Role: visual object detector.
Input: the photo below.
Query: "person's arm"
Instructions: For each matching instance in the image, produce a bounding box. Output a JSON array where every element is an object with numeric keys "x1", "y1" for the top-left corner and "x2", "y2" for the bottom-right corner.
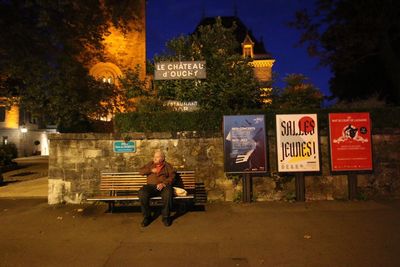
[
  {"x1": 139, "y1": 162, "x2": 153, "y2": 175},
  {"x1": 162, "y1": 163, "x2": 176, "y2": 185}
]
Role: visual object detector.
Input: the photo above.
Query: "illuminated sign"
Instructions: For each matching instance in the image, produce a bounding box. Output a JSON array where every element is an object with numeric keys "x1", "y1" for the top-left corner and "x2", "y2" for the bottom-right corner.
[
  {"x1": 154, "y1": 61, "x2": 206, "y2": 80},
  {"x1": 165, "y1": 101, "x2": 198, "y2": 111}
]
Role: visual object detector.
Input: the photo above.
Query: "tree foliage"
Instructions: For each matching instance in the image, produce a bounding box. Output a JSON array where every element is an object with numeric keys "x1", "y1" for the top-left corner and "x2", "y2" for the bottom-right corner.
[
  {"x1": 153, "y1": 17, "x2": 262, "y2": 112},
  {"x1": 117, "y1": 65, "x2": 168, "y2": 113},
  {"x1": 0, "y1": 0, "x2": 141, "y2": 130},
  {"x1": 275, "y1": 74, "x2": 323, "y2": 109},
  {"x1": 291, "y1": 0, "x2": 400, "y2": 105},
  {"x1": 119, "y1": 66, "x2": 149, "y2": 99}
]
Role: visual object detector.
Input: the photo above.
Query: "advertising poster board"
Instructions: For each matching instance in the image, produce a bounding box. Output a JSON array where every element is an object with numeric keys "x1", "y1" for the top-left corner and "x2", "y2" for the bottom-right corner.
[
  {"x1": 276, "y1": 114, "x2": 320, "y2": 172},
  {"x1": 223, "y1": 115, "x2": 267, "y2": 173},
  {"x1": 329, "y1": 113, "x2": 373, "y2": 171}
]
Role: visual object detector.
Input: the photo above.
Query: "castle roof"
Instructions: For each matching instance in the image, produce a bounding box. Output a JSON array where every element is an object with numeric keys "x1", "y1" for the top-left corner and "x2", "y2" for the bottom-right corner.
[{"x1": 195, "y1": 16, "x2": 273, "y2": 60}]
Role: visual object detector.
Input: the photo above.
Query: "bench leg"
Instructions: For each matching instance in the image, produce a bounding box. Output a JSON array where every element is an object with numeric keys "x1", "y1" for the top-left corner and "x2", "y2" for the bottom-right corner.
[
  {"x1": 108, "y1": 201, "x2": 115, "y2": 213},
  {"x1": 177, "y1": 200, "x2": 192, "y2": 215}
]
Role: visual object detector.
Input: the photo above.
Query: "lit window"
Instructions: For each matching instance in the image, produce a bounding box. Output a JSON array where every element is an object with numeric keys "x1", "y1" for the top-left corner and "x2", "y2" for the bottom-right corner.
[
  {"x1": 243, "y1": 45, "x2": 253, "y2": 58},
  {"x1": 102, "y1": 77, "x2": 113, "y2": 84}
]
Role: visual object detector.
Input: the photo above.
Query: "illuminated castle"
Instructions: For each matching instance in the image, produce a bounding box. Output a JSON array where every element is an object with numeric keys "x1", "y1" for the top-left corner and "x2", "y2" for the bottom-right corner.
[
  {"x1": 0, "y1": 0, "x2": 147, "y2": 156},
  {"x1": 89, "y1": 2, "x2": 146, "y2": 84},
  {"x1": 196, "y1": 16, "x2": 275, "y2": 104}
]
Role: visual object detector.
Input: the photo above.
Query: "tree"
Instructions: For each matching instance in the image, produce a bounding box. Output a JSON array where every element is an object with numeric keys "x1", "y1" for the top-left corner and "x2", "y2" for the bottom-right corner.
[
  {"x1": 153, "y1": 17, "x2": 262, "y2": 112},
  {"x1": 119, "y1": 66, "x2": 149, "y2": 99},
  {"x1": 117, "y1": 65, "x2": 167, "y2": 113},
  {"x1": 0, "y1": 0, "x2": 142, "y2": 130},
  {"x1": 276, "y1": 74, "x2": 324, "y2": 109},
  {"x1": 291, "y1": 0, "x2": 400, "y2": 105}
]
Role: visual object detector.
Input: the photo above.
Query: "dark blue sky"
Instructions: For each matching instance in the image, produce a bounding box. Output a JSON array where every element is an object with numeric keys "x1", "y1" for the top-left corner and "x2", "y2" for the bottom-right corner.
[{"x1": 146, "y1": 0, "x2": 331, "y2": 97}]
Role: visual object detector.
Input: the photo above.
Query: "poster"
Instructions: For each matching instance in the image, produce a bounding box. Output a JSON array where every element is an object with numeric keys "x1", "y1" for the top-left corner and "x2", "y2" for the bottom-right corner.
[
  {"x1": 276, "y1": 114, "x2": 320, "y2": 172},
  {"x1": 223, "y1": 115, "x2": 267, "y2": 173},
  {"x1": 329, "y1": 113, "x2": 373, "y2": 171}
]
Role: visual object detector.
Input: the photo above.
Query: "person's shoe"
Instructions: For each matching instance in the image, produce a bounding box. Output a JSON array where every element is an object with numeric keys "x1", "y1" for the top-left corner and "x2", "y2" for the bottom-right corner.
[
  {"x1": 162, "y1": 217, "x2": 171, "y2": 227},
  {"x1": 141, "y1": 217, "x2": 151, "y2": 227}
]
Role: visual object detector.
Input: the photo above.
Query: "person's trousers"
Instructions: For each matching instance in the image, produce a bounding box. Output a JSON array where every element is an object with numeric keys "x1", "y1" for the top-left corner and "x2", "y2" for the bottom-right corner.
[{"x1": 138, "y1": 184, "x2": 173, "y2": 219}]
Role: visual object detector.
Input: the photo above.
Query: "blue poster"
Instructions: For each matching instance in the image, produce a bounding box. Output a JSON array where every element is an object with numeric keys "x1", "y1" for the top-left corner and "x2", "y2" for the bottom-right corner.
[{"x1": 223, "y1": 115, "x2": 267, "y2": 173}]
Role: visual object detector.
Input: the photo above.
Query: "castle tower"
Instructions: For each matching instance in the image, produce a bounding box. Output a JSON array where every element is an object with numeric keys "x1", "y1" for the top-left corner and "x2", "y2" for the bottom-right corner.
[{"x1": 89, "y1": 0, "x2": 146, "y2": 84}]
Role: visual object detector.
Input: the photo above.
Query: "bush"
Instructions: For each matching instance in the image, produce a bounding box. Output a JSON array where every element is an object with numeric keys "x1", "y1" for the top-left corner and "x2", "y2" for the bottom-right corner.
[
  {"x1": 115, "y1": 110, "x2": 224, "y2": 133},
  {"x1": 0, "y1": 143, "x2": 18, "y2": 165},
  {"x1": 114, "y1": 107, "x2": 400, "y2": 134}
]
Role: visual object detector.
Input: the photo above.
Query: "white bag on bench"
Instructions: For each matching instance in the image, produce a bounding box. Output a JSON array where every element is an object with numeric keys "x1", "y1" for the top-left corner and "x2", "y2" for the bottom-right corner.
[{"x1": 173, "y1": 187, "x2": 187, "y2": 197}]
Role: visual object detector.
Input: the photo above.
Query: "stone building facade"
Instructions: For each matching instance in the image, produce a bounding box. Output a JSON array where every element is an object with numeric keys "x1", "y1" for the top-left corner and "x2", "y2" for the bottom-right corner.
[{"x1": 0, "y1": 97, "x2": 51, "y2": 156}]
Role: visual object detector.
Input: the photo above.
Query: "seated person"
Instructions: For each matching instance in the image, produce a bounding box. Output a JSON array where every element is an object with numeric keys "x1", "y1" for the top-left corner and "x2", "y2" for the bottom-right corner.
[{"x1": 139, "y1": 150, "x2": 175, "y2": 227}]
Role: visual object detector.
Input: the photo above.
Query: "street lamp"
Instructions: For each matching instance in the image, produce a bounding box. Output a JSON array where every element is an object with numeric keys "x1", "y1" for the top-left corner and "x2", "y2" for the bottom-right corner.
[{"x1": 20, "y1": 125, "x2": 28, "y2": 156}]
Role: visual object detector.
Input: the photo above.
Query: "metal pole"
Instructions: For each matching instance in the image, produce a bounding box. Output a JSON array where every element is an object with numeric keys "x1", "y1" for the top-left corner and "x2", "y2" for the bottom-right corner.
[
  {"x1": 348, "y1": 174, "x2": 358, "y2": 200},
  {"x1": 295, "y1": 173, "x2": 305, "y2": 201},
  {"x1": 242, "y1": 174, "x2": 252, "y2": 202}
]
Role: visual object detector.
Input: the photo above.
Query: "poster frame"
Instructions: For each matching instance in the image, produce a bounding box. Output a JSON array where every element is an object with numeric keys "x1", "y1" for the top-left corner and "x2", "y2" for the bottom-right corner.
[
  {"x1": 275, "y1": 113, "x2": 320, "y2": 173},
  {"x1": 328, "y1": 112, "x2": 373, "y2": 172},
  {"x1": 223, "y1": 114, "x2": 268, "y2": 174}
]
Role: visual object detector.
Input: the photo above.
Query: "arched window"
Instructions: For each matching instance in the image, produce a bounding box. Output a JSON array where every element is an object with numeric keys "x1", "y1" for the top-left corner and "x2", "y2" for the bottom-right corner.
[
  {"x1": 102, "y1": 76, "x2": 113, "y2": 84},
  {"x1": 89, "y1": 62, "x2": 122, "y2": 86}
]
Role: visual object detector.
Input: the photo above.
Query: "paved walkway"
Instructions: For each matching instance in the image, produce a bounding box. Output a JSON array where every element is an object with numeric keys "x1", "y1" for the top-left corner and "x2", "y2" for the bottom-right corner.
[
  {"x1": 0, "y1": 177, "x2": 47, "y2": 197},
  {"x1": 0, "y1": 155, "x2": 48, "y2": 198},
  {"x1": 1, "y1": 199, "x2": 399, "y2": 267},
  {"x1": 1, "y1": 157, "x2": 399, "y2": 266}
]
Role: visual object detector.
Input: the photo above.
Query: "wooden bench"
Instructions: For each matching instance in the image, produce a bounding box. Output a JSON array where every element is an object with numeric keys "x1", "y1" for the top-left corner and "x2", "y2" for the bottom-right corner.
[{"x1": 87, "y1": 171, "x2": 207, "y2": 212}]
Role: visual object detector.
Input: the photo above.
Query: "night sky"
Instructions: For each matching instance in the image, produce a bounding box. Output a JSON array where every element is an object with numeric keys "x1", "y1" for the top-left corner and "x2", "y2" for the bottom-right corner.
[{"x1": 146, "y1": 0, "x2": 332, "y2": 98}]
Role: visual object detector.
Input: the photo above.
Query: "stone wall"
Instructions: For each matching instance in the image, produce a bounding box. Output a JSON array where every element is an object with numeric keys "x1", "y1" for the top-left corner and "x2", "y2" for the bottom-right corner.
[{"x1": 48, "y1": 130, "x2": 400, "y2": 204}]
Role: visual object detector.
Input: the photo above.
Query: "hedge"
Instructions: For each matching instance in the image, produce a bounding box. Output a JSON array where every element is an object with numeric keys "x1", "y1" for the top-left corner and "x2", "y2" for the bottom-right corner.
[
  {"x1": 115, "y1": 107, "x2": 400, "y2": 134},
  {"x1": 0, "y1": 143, "x2": 18, "y2": 165}
]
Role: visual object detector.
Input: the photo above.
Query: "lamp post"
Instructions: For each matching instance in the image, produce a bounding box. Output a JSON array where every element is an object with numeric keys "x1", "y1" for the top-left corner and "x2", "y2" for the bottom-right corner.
[{"x1": 20, "y1": 125, "x2": 28, "y2": 157}]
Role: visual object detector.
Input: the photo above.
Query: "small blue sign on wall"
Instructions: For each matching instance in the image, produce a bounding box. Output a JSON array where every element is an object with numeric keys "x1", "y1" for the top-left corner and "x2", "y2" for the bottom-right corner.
[{"x1": 113, "y1": 141, "x2": 136, "y2": 153}]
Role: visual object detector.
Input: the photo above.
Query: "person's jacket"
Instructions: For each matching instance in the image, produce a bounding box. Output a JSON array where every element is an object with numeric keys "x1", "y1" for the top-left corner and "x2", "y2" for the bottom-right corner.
[{"x1": 139, "y1": 161, "x2": 175, "y2": 185}]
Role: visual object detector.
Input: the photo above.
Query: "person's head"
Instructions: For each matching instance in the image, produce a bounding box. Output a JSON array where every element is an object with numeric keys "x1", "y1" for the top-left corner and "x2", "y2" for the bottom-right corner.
[{"x1": 153, "y1": 150, "x2": 165, "y2": 164}]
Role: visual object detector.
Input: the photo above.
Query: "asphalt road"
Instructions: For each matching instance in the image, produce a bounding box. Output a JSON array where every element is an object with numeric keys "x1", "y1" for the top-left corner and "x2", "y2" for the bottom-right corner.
[{"x1": 1, "y1": 199, "x2": 399, "y2": 267}]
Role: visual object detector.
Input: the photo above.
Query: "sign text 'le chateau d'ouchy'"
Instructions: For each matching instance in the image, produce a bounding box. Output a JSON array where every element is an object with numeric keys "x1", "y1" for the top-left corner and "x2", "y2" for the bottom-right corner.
[{"x1": 154, "y1": 61, "x2": 206, "y2": 80}]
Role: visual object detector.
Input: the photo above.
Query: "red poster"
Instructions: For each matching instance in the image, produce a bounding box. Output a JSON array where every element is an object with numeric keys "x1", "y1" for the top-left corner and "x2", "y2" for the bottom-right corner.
[{"x1": 329, "y1": 113, "x2": 373, "y2": 171}]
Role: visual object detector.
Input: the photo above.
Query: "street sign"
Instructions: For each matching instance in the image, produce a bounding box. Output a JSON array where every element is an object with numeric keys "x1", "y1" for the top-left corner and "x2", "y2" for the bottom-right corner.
[
  {"x1": 113, "y1": 141, "x2": 136, "y2": 153},
  {"x1": 154, "y1": 61, "x2": 206, "y2": 80}
]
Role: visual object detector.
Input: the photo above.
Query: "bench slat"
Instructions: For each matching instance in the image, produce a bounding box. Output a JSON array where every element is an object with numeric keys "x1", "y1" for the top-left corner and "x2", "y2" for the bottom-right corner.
[{"x1": 87, "y1": 195, "x2": 195, "y2": 201}]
